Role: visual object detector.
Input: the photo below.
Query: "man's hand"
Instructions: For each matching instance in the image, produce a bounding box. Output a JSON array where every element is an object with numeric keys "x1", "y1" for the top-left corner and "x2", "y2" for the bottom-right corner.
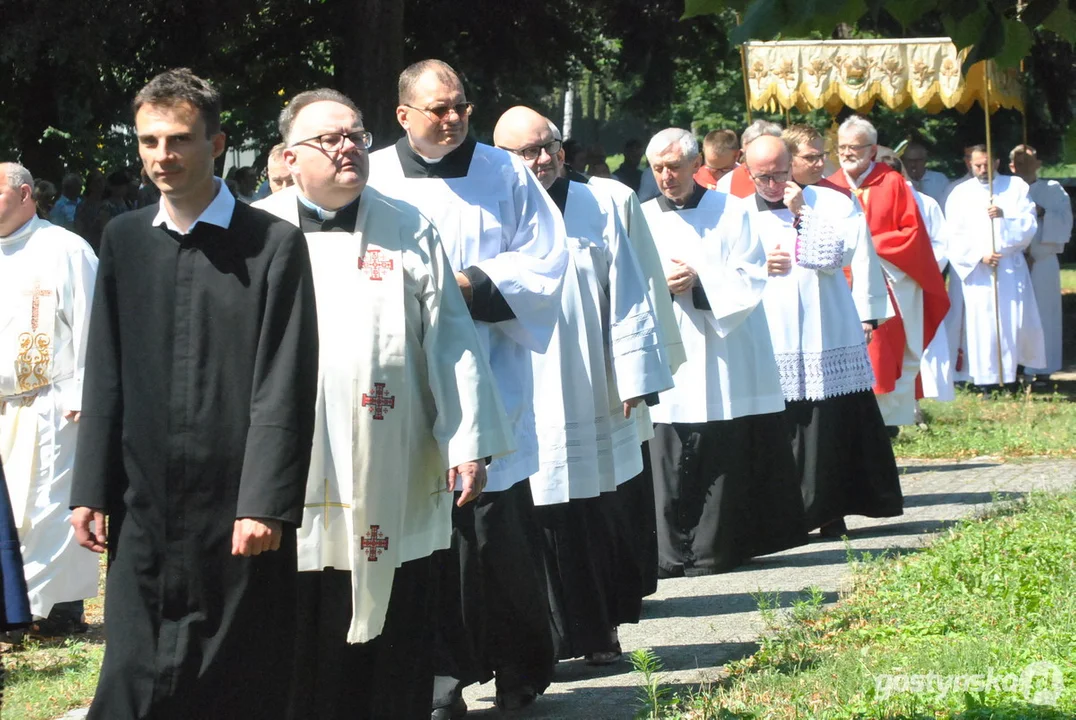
[
  {"x1": 447, "y1": 460, "x2": 487, "y2": 507},
  {"x1": 862, "y1": 322, "x2": 874, "y2": 345},
  {"x1": 665, "y1": 259, "x2": 697, "y2": 295},
  {"x1": 782, "y1": 182, "x2": 804, "y2": 216},
  {"x1": 623, "y1": 397, "x2": 642, "y2": 419},
  {"x1": 231, "y1": 518, "x2": 282, "y2": 556},
  {"x1": 454, "y1": 271, "x2": 473, "y2": 306},
  {"x1": 71, "y1": 507, "x2": 106, "y2": 553},
  {"x1": 64, "y1": 410, "x2": 81, "y2": 423},
  {"x1": 987, "y1": 205, "x2": 1004, "y2": 219},
  {"x1": 981, "y1": 252, "x2": 1002, "y2": 268},
  {"x1": 767, "y1": 244, "x2": 792, "y2": 276}
]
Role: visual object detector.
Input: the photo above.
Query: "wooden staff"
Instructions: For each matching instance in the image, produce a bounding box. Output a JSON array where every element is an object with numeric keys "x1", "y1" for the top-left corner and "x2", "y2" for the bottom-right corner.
[
  {"x1": 983, "y1": 60, "x2": 1005, "y2": 387},
  {"x1": 740, "y1": 41, "x2": 753, "y2": 126}
]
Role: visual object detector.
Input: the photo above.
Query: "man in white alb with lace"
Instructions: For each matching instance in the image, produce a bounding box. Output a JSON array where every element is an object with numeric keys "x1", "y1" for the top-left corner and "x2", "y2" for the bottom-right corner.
[{"x1": 748, "y1": 136, "x2": 901, "y2": 539}]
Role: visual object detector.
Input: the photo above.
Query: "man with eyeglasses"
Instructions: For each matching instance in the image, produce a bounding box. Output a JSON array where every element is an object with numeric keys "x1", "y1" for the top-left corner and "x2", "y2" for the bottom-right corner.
[
  {"x1": 901, "y1": 140, "x2": 949, "y2": 204},
  {"x1": 693, "y1": 129, "x2": 740, "y2": 190},
  {"x1": 639, "y1": 128, "x2": 807, "y2": 579},
  {"x1": 368, "y1": 59, "x2": 567, "y2": 717},
  {"x1": 743, "y1": 134, "x2": 902, "y2": 539},
  {"x1": 254, "y1": 88, "x2": 513, "y2": 720},
  {"x1": 492, "y1": 106, "x2": 674, "y2": 670},
  {"x1": 716, "y1": 119, "x2": 782, "y2": 196},
  {"x1": 826, "y1": 116, "x2": 948, "y2": 432}
]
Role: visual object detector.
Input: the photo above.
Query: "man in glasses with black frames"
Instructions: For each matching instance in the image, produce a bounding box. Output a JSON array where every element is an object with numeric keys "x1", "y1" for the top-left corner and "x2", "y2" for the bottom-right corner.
[
  {"x1": 826, "y1": 116, "x2": 948, "y2": 434},
  {"x1": 255, "y1": 88, "x2": 513, "y2": 720},
  {"x1": 369, "y1": 60, "x2": 567, "y2": 717},
  {"x1": 493, "y1": 106, "x2": 674, "y2": 671},
  {"x1": 744, "y1": 133, "x2": 902, "y2": 541}
]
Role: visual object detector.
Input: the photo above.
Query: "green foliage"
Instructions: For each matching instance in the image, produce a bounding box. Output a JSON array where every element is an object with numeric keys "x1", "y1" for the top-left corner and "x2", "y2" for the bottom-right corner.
[
  {"x1": 683, "y1": 0, "x2": 1076, "y2": 69},
  {"x1": 663, "y1": 490, "x2": 1076, "y2": 718},
  {"x1": 630, "y1": 647, "x2": 676, "y2": 719}
]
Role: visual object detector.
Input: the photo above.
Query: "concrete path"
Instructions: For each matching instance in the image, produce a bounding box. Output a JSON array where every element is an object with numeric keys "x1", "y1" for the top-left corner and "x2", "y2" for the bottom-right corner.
[{"x1": 460, "y1": 459, "x2": 1076, "y2": 719}]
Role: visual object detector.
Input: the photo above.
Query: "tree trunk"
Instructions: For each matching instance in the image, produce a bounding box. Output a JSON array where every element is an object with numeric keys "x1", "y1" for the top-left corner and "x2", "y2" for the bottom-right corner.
[{"x1": 335, "y1": 0, "x2": 405, "y2": 151}]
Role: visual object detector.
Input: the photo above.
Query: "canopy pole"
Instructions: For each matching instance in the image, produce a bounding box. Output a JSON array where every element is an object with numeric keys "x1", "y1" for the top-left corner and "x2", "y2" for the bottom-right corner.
[
  {"x1": 1020, "y1": 60, "x2": 1029, "y2": 145},
  {"x1": 984, "y1": 60, "x2": 1005, "y2": 387},
  {"x1": 740, "y1": 43, "x2": 753, "y2": 125}
]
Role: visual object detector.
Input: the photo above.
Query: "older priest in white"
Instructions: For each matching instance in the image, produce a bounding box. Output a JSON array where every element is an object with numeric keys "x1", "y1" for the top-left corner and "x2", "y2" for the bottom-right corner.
[
  {"x1": 747, "y1": 137, "x2": 901, "y2": 539},
  {"x1": 945, "y1": 145, "x2": 1045, "y2": 386},
  {"x1": 494, "y1": 107, "x2": 674, "y2": 665},
  {"x1": 369, "y1": 60, "x2": 567, "y2": 715},
  {"x1": 255, "y1": 89, "x2": 513, "y2": 720},
  {"x1": 1011, "y1": 144, "x2": 1073, "y2": 377},
  {"x1": 641, "y1": 129, "x2": 807, "y2": 578},
  {"x1": 0, "y1": 162, "x2": 98, "y2": 628}
]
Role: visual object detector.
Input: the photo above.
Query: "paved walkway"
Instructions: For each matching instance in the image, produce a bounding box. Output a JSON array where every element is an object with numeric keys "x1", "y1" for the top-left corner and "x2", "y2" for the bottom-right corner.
[{"x1": 460, "y1": 459, "x2": 1076, "y2": 719}]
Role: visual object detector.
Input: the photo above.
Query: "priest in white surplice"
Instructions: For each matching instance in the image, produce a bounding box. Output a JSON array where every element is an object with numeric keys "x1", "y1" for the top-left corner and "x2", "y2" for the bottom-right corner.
[
  {"x1": 368, "y1": 60, "x2": 567, "y2": 715},
  {"x1": 254, "y1": 90, "x2": 514, "y2": 720},
  {"x1": 747, "y1": 137, "x2": 901, "y2": 540},
  {"x1": 640, "y1": 129, "x2": 807, "y2": 577},
  {"x1": 0, "y1": 162, "x2": 98, "y2": 633},
  {"x1": 493, "y1": 107, "x2": 674, "y2": 666},
  {"x1": 945, "y1": 145, "x2": 1045, "y2": 386},
  {"x1": 1010, "y1": 144, "x2": 1073, "y2": 377}
]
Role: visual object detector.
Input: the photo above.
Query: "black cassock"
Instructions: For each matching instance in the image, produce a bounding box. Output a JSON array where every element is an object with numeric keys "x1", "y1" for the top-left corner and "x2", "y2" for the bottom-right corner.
[{"x1": 70, "y1": 203, "x2": 318, "y2": 720}]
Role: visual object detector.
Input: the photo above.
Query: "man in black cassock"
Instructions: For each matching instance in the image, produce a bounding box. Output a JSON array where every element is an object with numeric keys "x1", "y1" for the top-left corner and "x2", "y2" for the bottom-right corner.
[{"x1": 69, "y1": 68, "x2": 318, "y2": 720}]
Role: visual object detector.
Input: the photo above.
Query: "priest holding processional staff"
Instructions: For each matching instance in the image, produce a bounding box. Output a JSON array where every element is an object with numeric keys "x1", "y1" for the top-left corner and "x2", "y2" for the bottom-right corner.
[{"x1": 253, "y1": 88, "x2": 514, "y2": 720}]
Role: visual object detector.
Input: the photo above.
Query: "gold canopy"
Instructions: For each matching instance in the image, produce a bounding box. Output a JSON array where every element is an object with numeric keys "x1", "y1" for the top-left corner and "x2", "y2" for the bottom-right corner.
[{"x1": 743, "y1": 38, "x2": 1023, "y2": 115}]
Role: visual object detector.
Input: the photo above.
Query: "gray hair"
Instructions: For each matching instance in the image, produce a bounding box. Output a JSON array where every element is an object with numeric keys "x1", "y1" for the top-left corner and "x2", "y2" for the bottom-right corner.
[
  {"x1": 839, "y1": 115, "x2": 878, "y2": 145},
  {"x1": 741, "y1": 120, "x2": 782, "y2": 148},
  {"x1": 645, "y1": 128, "x2": 699, "y2": 163},
  {"x1": 2, "y1": 162, "x2": 33, "y2": 190},
  {"x1": 278, "y1": 89, "x2": 363, "y2": 145}
]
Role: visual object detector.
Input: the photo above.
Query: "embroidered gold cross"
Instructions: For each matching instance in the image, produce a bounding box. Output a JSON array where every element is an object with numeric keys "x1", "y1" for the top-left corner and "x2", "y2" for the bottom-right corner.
[
  {"x1": 305, "y1": 477, "x2": 350, "y2": 530},
  {"x1": 23, "y1": 280, "x2": 53, "y2": 332}
]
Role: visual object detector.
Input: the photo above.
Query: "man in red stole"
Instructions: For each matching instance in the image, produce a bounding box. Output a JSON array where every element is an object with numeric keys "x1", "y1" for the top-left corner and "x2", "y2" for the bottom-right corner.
[
  {"x1": 693, "y1": 129, "x2": 740, "y2": 190},
  {"x1": 826, "y1": 116, "x2": 948, "y2": 429}
]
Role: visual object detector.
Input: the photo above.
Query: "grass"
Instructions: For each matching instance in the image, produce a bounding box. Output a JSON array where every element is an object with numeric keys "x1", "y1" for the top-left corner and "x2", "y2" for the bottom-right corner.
[
  {"x1": 892, "y1": 383, "x2": 1076, "y2": 460},
  {"x1": 2, "y1": 560, "x2": 106, "y2": 720},
  {"x1": 1061, "y1": 264, "x2": 1076, "y2": 295},
  {"x1": 650, "y1": 490, "x2": 1076, "y2": 719}
]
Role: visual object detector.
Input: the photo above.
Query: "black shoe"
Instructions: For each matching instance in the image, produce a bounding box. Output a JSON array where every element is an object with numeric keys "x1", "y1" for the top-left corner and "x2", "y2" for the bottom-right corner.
[
  {"x1": 495, "y1": 685, "x2": 537, "y2": 712},
  {"x1": 430, "y1": 697, "x2": 467, "y2": 720},
  {"x1": 819, "y1": 518, "x2": 848, "y2": 539},
  {"x1": 27, "y1": 617, "x2": 88, "y2": 639},
  {"x1": 886, "y1": 426, "x2": 900, "y2": 439}
]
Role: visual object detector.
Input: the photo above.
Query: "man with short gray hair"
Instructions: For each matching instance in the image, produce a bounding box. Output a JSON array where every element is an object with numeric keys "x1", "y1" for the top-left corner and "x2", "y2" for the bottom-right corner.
[
  {"x1": 826, "y1": 116, "x2": 949, "y2": 430},
  {"x1": 0, "y1": 161, "x2": 98, "y2": 637},
  {"x1": 640, "y1": 129, "x2": 807, "y2": 578}
]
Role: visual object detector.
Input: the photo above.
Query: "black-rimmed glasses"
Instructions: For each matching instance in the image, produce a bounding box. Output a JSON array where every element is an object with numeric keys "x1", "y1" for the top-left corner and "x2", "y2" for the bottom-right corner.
[
  {"x1": 504, "y1": 139, "x2": 563, "y2": 162},
  {"x1": 403, "y1": 102, "x2": 475, "y2": 121},
  {"x1": 290, "y1": 130, "x2": 373, "y2": 153},
  {"x1": 747, "y1": 168, "x2": 790, "y2": 185}
]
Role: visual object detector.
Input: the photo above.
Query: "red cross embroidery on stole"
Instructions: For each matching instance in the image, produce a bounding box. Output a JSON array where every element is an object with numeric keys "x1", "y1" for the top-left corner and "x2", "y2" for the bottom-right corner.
[
  {"x1": 360, "y1": 525, "x2": 389, "y2": 561},
  {"x1": 357, "y1": 248, "x2": 394, "y2": 280},
  {"x1": 361, "y1": 382, "x2": 396, "y2": 420}
]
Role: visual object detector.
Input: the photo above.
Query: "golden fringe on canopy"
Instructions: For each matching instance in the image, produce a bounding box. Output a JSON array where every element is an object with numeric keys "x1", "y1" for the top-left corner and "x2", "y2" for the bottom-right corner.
[{"x1": 743, "y1": 38, "x2": 1023, "y2": 115}]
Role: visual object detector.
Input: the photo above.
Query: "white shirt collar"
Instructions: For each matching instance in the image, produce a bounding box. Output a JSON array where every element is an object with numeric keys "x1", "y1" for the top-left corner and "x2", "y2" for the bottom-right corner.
[
  {"x1": 152, "y1": 178, "x2": 235, "y2": 234},
  {"x1": 0, "y1": 215, "x2": 40, "y2": 246}
]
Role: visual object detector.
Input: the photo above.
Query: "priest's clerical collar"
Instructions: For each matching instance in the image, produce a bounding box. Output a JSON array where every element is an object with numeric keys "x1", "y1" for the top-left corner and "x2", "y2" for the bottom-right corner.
[
  {"x1": 654, "y1": 182, "x2": 707, "y2": 212},
  {"x1": 395, "y1": 136, "x2": 477, "y2": 179},
  {"x1": 547, "y1": 177, "x2": 570, "y2": 216},
  {"x1": 755, "y1": 193, "x2": 787, "y2": 212},
  {"x1": 296, "y1": 193, "x2": 360, "y2": 233}
]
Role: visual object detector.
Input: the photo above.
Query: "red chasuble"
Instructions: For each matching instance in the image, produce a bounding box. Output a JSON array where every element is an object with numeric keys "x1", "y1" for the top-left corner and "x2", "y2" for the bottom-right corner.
[
  {"x1": 826, "y1": 164, "x2": 949, "y2": 395},
  {"x1": 693, "y1": 165, "x2": 720, "y2": 190}
]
